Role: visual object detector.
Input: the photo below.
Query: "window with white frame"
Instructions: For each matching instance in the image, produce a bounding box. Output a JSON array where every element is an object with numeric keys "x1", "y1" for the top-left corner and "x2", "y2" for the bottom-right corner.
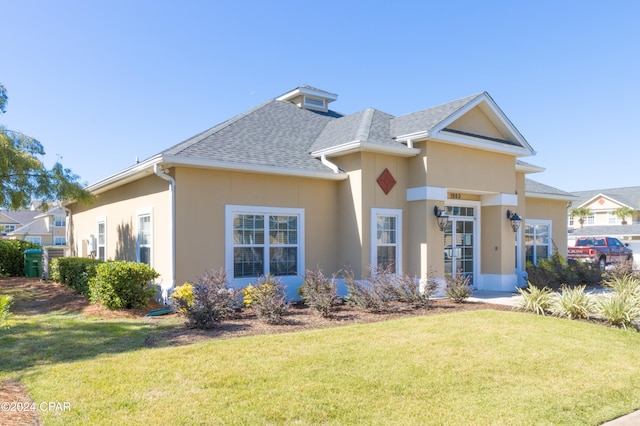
[
  {"x1": 608, "y1": 212, "x2": 619, "y2": 225},
  {"x1": 525, "y1": 220, "x2": 551, "y2": 265},
  {"x1": 54, "y1": 236, "x2": 66, "y2": 246},
  {"x1": 25, "y1": 236, "x2": 42, "y2": 245},
  {"x1": 226, "y1": 206, "x2": 304, "y2": 279},
  {"x1": 138, "y1": 213, "x2": 152, "y2": 266},
  {"x1": 97, "y1": 219, "x2": 106, "y2": 261},
  {"x1": 371, "y1": 208, "x2": 402, "y2": 274},
  {"x1": 586, "y1": 214, "x2": 595, "y2": 225},
  {"x1": 54, "y1": 215, "x2": 66, "y2": 227},
  {"x1": 2, "y1": 224, "x2": 15, "y2": 233}
]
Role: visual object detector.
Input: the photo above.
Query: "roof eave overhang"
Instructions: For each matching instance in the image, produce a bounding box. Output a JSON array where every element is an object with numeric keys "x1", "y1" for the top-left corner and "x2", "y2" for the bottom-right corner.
[
  {"x1": 84, "y1": 153, "x2": 348, "y2": 195},
  {"x1": 526, "y1": 192, "x2": 578, "y2": 201},
  {"x1": 311, "y1": 140, "x2": 421, "y2": 158},
  {"x1": 516, "y1": 163, "x2": 545, "y2": 174}
]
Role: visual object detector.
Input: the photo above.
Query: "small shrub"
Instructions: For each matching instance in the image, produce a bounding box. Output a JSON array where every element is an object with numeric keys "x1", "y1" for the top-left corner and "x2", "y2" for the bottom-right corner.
[
  {"x1": 300, "y1": 269, "x2": 339, "y2": 317},
  {"x1": 89, "y1": 261, "x2": 159, "y2": 310},
  {"x1": 0, "y1": 239, "x2": 41, "y2": 277},
  {"x1": 170, "y1": 282, "x2": 195, "y2": 314},
  {"x1": 597, "y1": 295, "x2": 640, "y2": 330},
  {"x1": 50, "y1": 257, "x2": 102, "y2": 296},
  {"x1": 243, "y1": 275, "x2": 289, "y2": 324},
  {"x1": 445, "y1": 271, "x2": 472, "y2": 303},
  {"x1": 517, "y1": 283, "x2": 553, "y2": 315},
  {"x1": 551, "y1": 285, "x2": 595, "y2": 320},
  {"x1": 527, "y1": 253, "x2": 602, "y2": 290},
  {"x1": 393, "y1": 273, "x2": 436, "y2": 308},
  {"x1": 0, "y1": 295, "x2": 13, "y2": 329},
  {"x1": 344, "y1": 266, "x2": 397, "y2": 312},
  {"x1": 172, "y1": 269, "x2": 239, "y2": 329}
]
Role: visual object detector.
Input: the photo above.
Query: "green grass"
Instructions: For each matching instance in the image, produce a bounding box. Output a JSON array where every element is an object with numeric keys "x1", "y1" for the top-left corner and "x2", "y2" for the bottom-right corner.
[{"x1": 2, "y1": 310, "x2": 640, "y2": 425}]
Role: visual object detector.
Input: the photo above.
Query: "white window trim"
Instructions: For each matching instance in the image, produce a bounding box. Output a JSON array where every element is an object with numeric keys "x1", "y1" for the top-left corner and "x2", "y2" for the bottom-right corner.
[
  {"x1": 370, "y1": 208, "x2": 403, "y2": 275},
  {"x1": 225, "y1": 205, "x2": 305, "y2": 285},
  {"x1": 136, "y1": 208, "x2": 153, "y2": 266},
  {"x1": 96, "y1": 217, "x2": 106, "y2": 261},
  {"x1": 25, "y1": 236, "x2": 42, "y2": 245},
  {"x1": 53, "y1": 215, "x2": 66, "y2": 227},
  {"x1": 54, "y1": 236, "x2": 66, "y2": 246},
  {"x1": 525, "y1": 219, "x2": 552, "y2": 265}
]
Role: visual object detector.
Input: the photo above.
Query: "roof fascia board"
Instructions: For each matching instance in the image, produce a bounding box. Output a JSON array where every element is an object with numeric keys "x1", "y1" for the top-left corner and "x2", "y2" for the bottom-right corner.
[
  {"x1": 526, "y1": 192, "x2": 578, "y2": 201},
  {"x1": 161, "y1": 154, "x2": 348, "y2": 181},
  {"x1": 276, "y1": 87, "x2": 338, "y2": 102},
  {"x1": 311, "y1": 140, "x2": 421, "y2": 158},
  {"x1": 429, "y1": 131, "x2": 533, "y2": 157},
  {"x1": 516, "y1": 162, "x2": 545, "y2": 173}
]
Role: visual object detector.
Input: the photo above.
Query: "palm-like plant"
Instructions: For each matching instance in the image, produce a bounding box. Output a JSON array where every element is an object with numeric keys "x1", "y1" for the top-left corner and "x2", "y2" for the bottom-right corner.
[
  {"x1": 569, "y1": 207, "x2": 592, "y2": 228},
  {"x1": 613, "y1": 206, "x2": 636, "y2": 225}
]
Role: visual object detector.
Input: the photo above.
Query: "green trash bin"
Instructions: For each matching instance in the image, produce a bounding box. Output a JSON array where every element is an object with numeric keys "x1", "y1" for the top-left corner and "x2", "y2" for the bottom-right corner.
[{"x1": 24, "y1": 249, "x2": 43, "y2": 278}]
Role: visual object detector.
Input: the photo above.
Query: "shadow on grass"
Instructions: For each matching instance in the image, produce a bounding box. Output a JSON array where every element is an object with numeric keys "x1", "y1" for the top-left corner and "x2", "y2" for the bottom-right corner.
[{"x1": 0, "y1": 314, "x2": 163, "y2": 373}]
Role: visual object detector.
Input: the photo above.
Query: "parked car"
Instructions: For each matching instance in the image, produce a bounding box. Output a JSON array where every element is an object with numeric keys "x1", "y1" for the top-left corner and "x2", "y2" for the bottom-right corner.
[{"x1": 568, "y1": 237, "x2": 633, "y2": 270}]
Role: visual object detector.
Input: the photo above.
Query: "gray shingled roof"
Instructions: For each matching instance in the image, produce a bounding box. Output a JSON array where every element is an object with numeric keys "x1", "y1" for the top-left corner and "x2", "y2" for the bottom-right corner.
[
  {"x1": 525, "y1": 179, "x2": 577, "y2": 199},
  {"x1": 571, "y1": 187, "x2": 640, "y2": 209},
  {"x1": 0, "y1": 210, "x2": 40, "y2": 225},
  {"x1": 162, "y1": 100, "x2": 339, "y2": 173},
  {"x1": 389, "y1": 93, "x2": 483, "y2": 137},
  {"x1": 149, "y1": 89, "x2": 531, "y2": 177},
  {"x1": 568, "y1": 224, "x2": 640, "y2": 237}
]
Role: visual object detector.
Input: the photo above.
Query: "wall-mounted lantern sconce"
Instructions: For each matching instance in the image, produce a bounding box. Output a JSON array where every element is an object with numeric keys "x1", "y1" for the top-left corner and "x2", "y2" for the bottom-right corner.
[
  {"x1": 506, "y1": 209, "x2": 522, "y2": 232},
  {"x1": 434, "y1": 206, "x2": 450, "y2": 232}
]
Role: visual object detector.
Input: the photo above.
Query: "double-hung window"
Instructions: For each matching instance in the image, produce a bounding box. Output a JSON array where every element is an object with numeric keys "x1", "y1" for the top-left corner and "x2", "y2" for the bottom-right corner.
[
  {"x1": 226, "y1": 206, "x2": 304, "y2": 280},
  {"x1": 138, "y1": 212, "x2": 152, "y2": 266},
  {"x1": 525, "y1": 220, "x2": 551, "y2": 265},
  {"x1": 371, "y1": 208, "x2": 402, "y2": 274},
  {"x1": 54, "y1": 215, "x2": 66, "y2": 227},
  {"x1": 97, "y1": 219, "x2": 106, "y2": 261}
]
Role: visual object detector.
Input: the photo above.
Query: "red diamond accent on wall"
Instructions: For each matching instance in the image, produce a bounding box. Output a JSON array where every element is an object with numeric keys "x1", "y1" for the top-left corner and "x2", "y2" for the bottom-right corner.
[
  {"x1": 598, "y1": 198, "x2": 605, "y2": 205},
  {"x1": 377, "y1": 168, "x2": 396, "y2": 195}
]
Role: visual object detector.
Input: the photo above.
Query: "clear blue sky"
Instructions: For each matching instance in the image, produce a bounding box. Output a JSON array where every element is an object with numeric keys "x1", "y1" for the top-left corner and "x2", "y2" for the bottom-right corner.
[{"x1": 2, "y1": 0, "x2": 639, "y2": 192}]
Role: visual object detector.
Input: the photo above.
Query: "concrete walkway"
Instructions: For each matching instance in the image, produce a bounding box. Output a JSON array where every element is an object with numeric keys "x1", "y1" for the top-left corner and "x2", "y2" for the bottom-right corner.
[{"x1": 469, "y1": 290, "x2": 640, "y2": 425}]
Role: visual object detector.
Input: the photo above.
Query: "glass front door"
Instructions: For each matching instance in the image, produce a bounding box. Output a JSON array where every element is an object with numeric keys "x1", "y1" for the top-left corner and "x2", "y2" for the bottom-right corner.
[{"x1": 444, "y1": 206, "x2": 476, "y2": 285}]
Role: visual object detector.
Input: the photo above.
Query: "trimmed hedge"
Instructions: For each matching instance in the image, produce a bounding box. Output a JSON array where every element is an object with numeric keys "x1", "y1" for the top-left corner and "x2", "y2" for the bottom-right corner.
[
  {"x1": 0, "y1": 240, "x2": 42, "y2": 277},
  {"x1": 89, "y1": 261, "x2": 159, "y2": 310},
  {"x1": 49, "y1": 257, "x2": 103, "y2": 296}
]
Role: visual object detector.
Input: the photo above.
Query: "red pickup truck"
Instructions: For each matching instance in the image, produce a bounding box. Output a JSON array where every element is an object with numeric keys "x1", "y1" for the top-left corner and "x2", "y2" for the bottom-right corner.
[{"x1": 568, "y1": 237, "x2": 633, "y2": 270}]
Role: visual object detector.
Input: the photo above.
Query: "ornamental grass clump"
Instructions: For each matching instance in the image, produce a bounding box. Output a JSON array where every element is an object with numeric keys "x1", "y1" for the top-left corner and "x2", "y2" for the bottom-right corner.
[
  {"x1": 551, "y1": 285, "x2": 595, "y2": 320},
  {"x1": 597, "y1": 272, "x2": 640, "y2": 329},
  {"x1": 445, "y1": 271, "x2": 472, "y2": 303},
  {"x1": 300, "y1": 269, "x2": 339, "y2": 318},
  {"x1": 0, "y1": 295, "x2": 13, "y2": 329},
  {"x1": 517, "y1": 284, "x2": 553, "y2": 316},
  {"x1": 171, "y1": 269, "x2": 239, "y2": 329},
  {"x1": 243, "y1": 275, "x2": 289, "y2": 324}
]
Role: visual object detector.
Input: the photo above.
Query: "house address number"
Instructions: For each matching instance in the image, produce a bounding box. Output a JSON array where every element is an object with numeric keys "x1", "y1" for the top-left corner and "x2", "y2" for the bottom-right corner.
[{"x1": 448, "y1": 193, "x2": 462, "y2": 200}]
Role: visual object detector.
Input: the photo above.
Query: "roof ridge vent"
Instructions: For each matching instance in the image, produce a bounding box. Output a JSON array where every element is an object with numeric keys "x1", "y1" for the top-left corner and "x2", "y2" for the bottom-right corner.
[{"x1": 276, "y1": 85, "x2": 338, "y2": 112}]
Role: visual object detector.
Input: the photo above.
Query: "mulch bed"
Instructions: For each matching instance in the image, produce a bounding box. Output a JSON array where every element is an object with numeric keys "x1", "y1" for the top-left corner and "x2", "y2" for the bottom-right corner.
[{"x1": 0, "y1": 276, "x2": 513, "y2": 424}]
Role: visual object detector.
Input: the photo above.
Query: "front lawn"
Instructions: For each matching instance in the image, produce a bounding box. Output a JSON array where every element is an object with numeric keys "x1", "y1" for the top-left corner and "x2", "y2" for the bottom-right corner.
[{"x1": 3, "y1": 310, "x2": 640, "y2": 425}]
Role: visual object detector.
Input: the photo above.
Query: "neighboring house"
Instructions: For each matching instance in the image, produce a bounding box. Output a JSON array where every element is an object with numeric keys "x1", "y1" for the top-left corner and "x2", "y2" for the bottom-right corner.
[
  {"x1": 567, "y1": 186, "x2": 640, "y2": 263},
  {"x1": 66, "y1": 85, "x2": 573, "y2": 301},
  {"x1": 5, "y1": 206, "x2": 68, "y2": 246},
  {"x1": 1, "y1": 209, "x2": 40, "y2": 239}
]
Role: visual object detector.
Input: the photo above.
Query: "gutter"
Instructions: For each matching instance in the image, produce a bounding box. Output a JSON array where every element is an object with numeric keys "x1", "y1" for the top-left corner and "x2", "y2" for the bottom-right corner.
[{"x1": 154, "y1": 164, "x2": 176, "y2": 303}]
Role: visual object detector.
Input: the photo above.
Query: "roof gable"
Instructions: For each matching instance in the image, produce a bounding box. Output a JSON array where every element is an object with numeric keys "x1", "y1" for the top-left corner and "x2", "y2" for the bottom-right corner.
[
  {"x1": 391, "y1": 92, "x2": 535, "y2": 157},
  {"x1": 572, "y1": 187, "x2": 640, "y2": 209}
]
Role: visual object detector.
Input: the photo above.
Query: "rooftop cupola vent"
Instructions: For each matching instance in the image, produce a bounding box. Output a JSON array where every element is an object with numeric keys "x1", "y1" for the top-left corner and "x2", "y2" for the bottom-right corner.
[{"x1": 276, "y1": 85, "x2": 338, "y2": 112}]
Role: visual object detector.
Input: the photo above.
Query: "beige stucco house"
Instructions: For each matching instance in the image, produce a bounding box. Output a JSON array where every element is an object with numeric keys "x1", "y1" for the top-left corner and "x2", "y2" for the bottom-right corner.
[
  {"x1": 2, "y1": 206, "x2": 67, "y2": 246},
  {"x1": 66, "y1": 86, "x2": 574, "y2": 301}
]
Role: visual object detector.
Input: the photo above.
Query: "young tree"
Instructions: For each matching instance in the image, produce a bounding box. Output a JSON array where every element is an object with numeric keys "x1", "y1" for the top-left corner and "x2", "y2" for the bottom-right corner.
[
  {"x1": 0, "y1": 83, "x2": 93, "y2": 210},
  {"x1": 569, "y1": 206, "x2": 592, "y2": 228}
]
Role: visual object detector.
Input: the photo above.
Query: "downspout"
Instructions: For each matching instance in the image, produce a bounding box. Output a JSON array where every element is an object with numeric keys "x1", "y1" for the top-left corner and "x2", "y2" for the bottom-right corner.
[
  {"x1": 154, "y1": 164, "x2": 176, "y2": 304},
  {"x1": 406, "y1": 139, "x2": 414, "y2": 149},
  {"x1": 321, "y1": 155, "x2": 340, "y2": 173}
]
